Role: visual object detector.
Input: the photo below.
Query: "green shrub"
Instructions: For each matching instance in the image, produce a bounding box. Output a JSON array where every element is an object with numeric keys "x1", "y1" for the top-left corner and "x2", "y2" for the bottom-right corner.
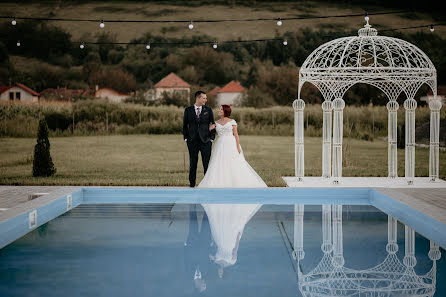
[{"x1": 32, "y1": 119, "x2": 56, "y2": 177}]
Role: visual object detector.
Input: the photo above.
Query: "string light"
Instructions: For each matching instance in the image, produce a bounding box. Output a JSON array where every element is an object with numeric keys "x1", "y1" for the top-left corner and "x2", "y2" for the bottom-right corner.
[
  {"x1": 79, "y1": 42, "x2": 85, "y2": 49},
  {"x1": 11, "y1": 17, "x2": 16, "y2": 25},
  {"x1": 99, "y1": 20, "x2": 105, "y2": 28},
  {"x1": 430, "y1": 24, "x2": 434, "y2": 32},
  {"x1": 283, "y1": 39, "x2": 288, "y2": 46},
  {"x1": 0, "y1": 10, "x2": 410, "y2": 24},
  {"x1": 277, "y1": 18, "x2": 282, "y2": 26},
  {"x1": 16, "y1": 40, "x2": 20, "y2": 47},
  {"x1": 213, "y1": 41, "x2": 218, "y2": 49},
  {"x1": 188, "y1": 21, "x2": 194, "y2": 30},
  {"x1": 146, "y1": 43, "x2": 151, "y2": 50}
]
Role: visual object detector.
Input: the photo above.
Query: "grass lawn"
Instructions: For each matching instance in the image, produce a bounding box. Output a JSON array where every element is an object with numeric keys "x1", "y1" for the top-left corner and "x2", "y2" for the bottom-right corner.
[{"x1": 0, "y1": 135, "x2": 444, "y2": 187}]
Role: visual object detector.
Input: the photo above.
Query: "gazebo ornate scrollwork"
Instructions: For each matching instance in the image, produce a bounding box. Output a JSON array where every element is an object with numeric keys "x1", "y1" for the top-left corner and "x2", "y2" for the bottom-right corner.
[{"x1": 293, "y1": 18, "x2": 442, "y2": 184}]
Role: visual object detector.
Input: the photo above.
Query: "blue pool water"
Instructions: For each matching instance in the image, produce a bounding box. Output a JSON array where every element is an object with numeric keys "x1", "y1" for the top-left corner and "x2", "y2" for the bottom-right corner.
[{"x1": 0, "y1": 204, "x2": 444, "y2": 297}]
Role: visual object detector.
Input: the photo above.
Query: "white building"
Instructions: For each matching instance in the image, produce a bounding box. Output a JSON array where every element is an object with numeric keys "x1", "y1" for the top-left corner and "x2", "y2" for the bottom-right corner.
[
  {"x1": 95, "y1": 87, "x2": 130, "y2": 103},
  {"x1": 153, "y1": 73, "x2": 190, "y2": 101},
  {"x1": 0, "y1": 83, "x2": 40, "y2": 102},
  {"x1": 215, "y1": 81, "x2": 247, "y2": 106}
]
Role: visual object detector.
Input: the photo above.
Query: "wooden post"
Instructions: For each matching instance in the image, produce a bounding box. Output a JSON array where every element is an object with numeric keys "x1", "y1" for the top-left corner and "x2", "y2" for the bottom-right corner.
[{"x1": 139, "y1": 112, "x2": 142, "y2": 124}]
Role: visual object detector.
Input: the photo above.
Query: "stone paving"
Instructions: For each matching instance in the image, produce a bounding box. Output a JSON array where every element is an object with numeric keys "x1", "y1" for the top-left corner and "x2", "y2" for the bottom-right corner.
[{"x1": 0, "y1": 186, "x2": 66, "y2": 210}]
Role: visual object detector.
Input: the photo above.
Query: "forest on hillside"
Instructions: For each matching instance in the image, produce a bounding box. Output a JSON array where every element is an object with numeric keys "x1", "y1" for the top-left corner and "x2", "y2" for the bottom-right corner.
[{"x1": 0, "y1": 0, "x2": 445, "y2": 107}]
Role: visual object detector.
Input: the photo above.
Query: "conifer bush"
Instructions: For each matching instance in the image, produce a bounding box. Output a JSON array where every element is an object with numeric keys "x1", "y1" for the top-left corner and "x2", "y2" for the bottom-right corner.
[{"x1": 32, "y1": 119, "x2": 56, "y2": 177}]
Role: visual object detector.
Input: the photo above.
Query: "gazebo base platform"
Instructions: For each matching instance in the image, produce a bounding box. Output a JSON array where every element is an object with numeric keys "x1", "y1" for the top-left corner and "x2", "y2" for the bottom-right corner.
[{"x1": 282, "y1": 177, "x2": 446, "y2": 188}]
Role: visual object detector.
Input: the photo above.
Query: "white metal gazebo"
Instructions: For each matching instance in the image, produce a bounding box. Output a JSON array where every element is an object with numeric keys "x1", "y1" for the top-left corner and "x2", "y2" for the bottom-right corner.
[{"x1": 293, "y1": 18, "x2": 442, "y2": 184}]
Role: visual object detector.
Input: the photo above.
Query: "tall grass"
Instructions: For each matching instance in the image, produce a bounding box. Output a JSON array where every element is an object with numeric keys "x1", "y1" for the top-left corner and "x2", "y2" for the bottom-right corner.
[{"x1": 0, "y1": 101, "x2": 440, "y2": 140}]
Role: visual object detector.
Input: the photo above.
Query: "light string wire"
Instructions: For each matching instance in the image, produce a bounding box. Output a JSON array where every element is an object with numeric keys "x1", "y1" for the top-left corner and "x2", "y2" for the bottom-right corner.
[
  {"x1": 0, "y1": 10, "x2": 411, "y2": 23},
  {"x1": 1, "y1": 12, "x2": 444, "y2": 48},
  {"x1": 71, "y1": 23, "x2": 446, "y2": 47}
]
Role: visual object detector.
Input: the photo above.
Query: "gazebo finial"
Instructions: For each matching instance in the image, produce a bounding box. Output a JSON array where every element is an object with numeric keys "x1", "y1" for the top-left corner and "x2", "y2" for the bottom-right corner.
[{"x1": 358, "y1": 15, "x2": 378, "y2": 37}]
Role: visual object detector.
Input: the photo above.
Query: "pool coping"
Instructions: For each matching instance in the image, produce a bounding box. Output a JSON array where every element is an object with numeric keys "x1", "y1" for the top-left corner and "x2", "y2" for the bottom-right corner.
[{"x1": 1, "y1": 187, "x2": 445, "y2": 250}]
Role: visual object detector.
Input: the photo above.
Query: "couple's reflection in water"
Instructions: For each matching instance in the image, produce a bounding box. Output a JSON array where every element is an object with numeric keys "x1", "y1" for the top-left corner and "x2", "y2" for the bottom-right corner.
[{"x1": 183, "y1": 203, "x2": 261, "y2": 293}]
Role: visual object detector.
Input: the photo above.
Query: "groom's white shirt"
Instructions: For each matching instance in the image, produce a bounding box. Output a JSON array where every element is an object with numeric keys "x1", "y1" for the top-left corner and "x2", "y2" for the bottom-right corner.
[{"x1": 194, "y1": 104, "x2": 202, "y2": 116}]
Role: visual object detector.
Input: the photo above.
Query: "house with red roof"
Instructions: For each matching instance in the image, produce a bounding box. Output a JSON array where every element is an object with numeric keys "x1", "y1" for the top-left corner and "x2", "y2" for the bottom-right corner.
[
  {"x1": 153, "y1": 72, "x2": 190, "y2": 102},
  {"x1": 213, "y1": 81, "x2": 247, "y2": 106},
  {"x1": 208, "y1": 86, "x2": 221, "y2": 96},
  {"x1": 0, "y1": 83, "x2": 40, "y2": 102}
]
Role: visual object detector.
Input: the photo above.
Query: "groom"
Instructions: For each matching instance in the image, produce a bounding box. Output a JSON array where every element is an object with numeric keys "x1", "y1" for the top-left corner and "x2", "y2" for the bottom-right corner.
[{"x1": 183, "y1": 91, "x2": 216, "y2": 187}]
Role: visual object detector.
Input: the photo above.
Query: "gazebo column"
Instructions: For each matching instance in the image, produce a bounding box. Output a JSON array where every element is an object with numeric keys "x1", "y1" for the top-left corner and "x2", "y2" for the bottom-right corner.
[
  {"x1": 428, "y1": 240, "x2": 441, "y2": 262},
  {"x1": 332, "y1": 98, "x2": 345, "y2": 183},
  {"x1": 386, "y1": 101, "x2": 399, "y2": 178},
  {"x1": 293, "y1": 204, "x2": 305, "y2": 261},
  {"x1": 386, "y1": 216, "x2": 398, "y2": 254},
  {"x1": 293, "y1": 99, "x2": 306, "y2": 180},
  {"x1": 429, "y1": 99, "x2": 442, "y2": 181},
  {"x1": 332, "y1": 205, "x2": 344, "y2": 267},
  {"x1": 403, "y1": 225, "x2": 417, "y2": 268},
  {"x1": 404, "y1": 99, "x2": 417, "y2": 185},
  {"x1": 322, "y1": 101, "x2": 333, "y2": 178}
]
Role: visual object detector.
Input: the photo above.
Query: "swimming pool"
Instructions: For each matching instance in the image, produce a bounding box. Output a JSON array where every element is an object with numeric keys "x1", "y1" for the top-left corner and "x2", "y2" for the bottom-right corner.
[{"x1": 0, "y1": 188, "x2": 445, "y2": 296}]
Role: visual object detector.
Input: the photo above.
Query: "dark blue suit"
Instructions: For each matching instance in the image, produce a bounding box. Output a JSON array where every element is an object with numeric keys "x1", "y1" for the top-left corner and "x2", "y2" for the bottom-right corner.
[
  {"x1": 184, "y1": 205, "x2": 213, "y2": 285},
  {"x1": 183, "y1": 105, "x2": 216, "y2": 187}
]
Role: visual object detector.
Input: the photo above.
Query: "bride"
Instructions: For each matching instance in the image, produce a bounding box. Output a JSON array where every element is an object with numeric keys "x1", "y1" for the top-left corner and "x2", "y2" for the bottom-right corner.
[
  {"x1": 198, "y1": 104, "x2": 267, "y2": 188},
  {"x1": 198, "y1": 104, "x2": 265, "y2": 276}
]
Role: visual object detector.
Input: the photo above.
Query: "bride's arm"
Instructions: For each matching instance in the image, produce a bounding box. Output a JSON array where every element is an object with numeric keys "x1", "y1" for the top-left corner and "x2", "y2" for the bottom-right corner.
[{"x1": 233, "y1": 125, "x2": 241, "y2": 153}]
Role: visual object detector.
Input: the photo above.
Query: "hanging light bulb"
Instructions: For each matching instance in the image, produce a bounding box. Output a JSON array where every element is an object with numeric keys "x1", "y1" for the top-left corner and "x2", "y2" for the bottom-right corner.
[
  {"x1": 212, "y1": 41, "x2": 218, "y2": 49},
  {"x1": 80, "y1": 42, "x2": 85, "y2": 49},
  {"x1": 188, "y1": 21, "x2": 194, "y2": 30},
  {"x1": 16, "y1": 40, "x2": 20, "y2": 47},
  {"x1": 277, "y1": 18, "x2": 282, "y2": 26},
  {"x1": 146, "y1": 43, "x2": 151, "y2": 50},
  {"x1": 283, "y1": 39, "x2": 288, "y2": 46},
  {"x1": 364, "y1": 12, "x2": 369, "y2": 23},
  {"x1": 12, "y1": 17, "x2": 17, "y2": 26},
  {"x1": 430, "y1": 24, "x2": 434, "y2": 32},
  {"x1": 99, "y1": 20, "x2": 105, "y2": 28}
]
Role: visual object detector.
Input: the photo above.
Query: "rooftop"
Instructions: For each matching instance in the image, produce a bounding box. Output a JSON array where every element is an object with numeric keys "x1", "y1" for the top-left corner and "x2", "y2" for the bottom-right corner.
[
  {"x1": 218, "y1": 81, "x2": 247, "y2": 93},
  {"x1": 154, "y1": 73, "x2": 191, "y2": 88}
]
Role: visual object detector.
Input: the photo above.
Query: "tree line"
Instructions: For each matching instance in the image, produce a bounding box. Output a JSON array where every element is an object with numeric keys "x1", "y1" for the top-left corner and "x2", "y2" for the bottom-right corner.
[{"x1": 1, "y1": 20, "x2": 445, "y2": 107}]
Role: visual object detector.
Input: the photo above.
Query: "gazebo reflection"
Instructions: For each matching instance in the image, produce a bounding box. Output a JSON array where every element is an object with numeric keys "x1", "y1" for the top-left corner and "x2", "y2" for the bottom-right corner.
[{"x1": 293, "y1": 204, "x2": 441, "y2": 297}]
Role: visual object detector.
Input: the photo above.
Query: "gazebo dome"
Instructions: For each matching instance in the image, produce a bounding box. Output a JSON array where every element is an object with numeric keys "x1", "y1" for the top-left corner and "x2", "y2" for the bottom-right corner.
[{"x1": 298, "y1": 20, "x2": 437, "y2": 101}]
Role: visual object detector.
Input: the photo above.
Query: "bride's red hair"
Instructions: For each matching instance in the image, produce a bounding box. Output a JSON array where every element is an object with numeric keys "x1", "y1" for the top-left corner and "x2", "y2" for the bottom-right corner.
[{"x1": 222, "y1": 105, "x2": 231, "y2": 117}]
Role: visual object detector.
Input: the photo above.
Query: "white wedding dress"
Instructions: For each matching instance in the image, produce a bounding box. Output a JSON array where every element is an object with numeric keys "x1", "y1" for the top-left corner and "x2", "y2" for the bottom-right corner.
[
  {"x1": 198, "y1": 119, "x2": 267, "y2": 188},
  {"x1": 202, "y1": 203, "x2": 261, "y2": 267},
  {"x1": 198, "y1": 119, "x2": 265, "y2": 267}
]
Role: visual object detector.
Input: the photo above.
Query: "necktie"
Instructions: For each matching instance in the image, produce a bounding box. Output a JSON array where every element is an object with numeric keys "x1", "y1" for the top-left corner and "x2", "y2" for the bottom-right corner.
[{"x1": 196, "y1": 107, "x2": 201, "y2": 119}]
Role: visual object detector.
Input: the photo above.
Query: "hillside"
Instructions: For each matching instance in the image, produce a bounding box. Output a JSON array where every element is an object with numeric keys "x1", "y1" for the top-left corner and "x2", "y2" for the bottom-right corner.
[
  {"x1": 0, "y1": 1, "x2": 445, "y2": 106},
  {"x1": 0, "y1": 1, "x2": 443, "y2": 42}
]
